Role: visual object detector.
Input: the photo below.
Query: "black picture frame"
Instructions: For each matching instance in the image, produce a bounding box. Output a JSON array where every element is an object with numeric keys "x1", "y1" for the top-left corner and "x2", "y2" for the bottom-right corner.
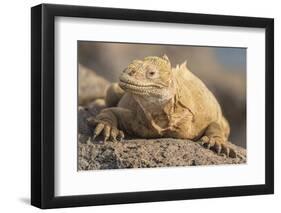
[{"x1": 31, "y1": 3, "x2": 274, "y2": 209}]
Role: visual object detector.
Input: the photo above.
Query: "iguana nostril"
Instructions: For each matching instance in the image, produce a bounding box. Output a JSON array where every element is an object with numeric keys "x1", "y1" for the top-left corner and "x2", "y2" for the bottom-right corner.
[{"x1": 128, "y1": 69, "x2": 136, "y2": 76}]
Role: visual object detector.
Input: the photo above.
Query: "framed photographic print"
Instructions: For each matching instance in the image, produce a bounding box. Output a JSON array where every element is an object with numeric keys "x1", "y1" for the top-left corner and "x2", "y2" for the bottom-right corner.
[{"x1": 31, "y1": 3, "x2": 274, "y2": 209}]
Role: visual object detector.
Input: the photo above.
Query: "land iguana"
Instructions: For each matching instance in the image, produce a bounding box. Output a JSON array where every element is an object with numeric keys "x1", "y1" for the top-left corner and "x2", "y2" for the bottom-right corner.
[{"x1": 88, "y1": 55, "x2": 237, "y2": 158}]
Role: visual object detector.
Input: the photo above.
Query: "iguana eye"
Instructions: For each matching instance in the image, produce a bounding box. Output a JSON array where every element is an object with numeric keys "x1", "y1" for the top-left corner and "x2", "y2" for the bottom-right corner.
[
  {"x1": 146, "y1": 69, "x2": 158, "y2": 79},
  {"x1": 149, "y1": 71, "x2": 155, "y2": 75}
]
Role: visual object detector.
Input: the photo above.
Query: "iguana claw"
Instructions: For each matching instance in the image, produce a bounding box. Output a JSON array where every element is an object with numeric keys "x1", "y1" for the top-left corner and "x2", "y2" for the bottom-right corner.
[
  {"x1": 92, "y1": 122, "x2": 124, "y2": 142},
  {"x1": 199, "y1": 136, "x2": 237, "y2": 158}
]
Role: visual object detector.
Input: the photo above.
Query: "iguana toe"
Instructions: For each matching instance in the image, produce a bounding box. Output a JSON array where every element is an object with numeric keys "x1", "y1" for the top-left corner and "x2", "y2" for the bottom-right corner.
[
  {"x1": 110, "y1": 128, "x2": 119, "y2": 142},
  {"x1": 103, "y1": 124, "x2": 111, "y2": 142},
  {"x1": 199, "y1": 136, "x2": 237, "y2": 158},
  {"x1": 92, "y1": 121, "x2": 124, "y2": 143},
  {"x1": 117, "y1": 130, "x2": 125, "y2": 141},
  {"x1": 93, "y1": 123, "x2": 104, "y2": 139}
]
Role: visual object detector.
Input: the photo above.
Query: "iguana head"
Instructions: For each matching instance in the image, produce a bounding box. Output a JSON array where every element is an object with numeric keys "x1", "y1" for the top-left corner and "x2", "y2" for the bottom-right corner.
[{"x1": 119, "y1": 55, "x2": 175, "y2": 101}]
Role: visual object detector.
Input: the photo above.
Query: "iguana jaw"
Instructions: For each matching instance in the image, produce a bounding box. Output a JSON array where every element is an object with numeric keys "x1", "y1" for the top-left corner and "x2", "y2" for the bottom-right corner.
[{"x1": 119, "y1": 74, "x2": 165, "y2": 97}]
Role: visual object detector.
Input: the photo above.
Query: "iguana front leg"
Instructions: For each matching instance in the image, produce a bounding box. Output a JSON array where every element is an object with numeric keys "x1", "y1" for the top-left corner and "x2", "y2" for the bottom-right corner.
[
  {"x1": 199, "y1": 122, "x2": 237, "y2": 158},
  {"x1": 87, "y1": 107, "x2": 133, "y2": 142}
]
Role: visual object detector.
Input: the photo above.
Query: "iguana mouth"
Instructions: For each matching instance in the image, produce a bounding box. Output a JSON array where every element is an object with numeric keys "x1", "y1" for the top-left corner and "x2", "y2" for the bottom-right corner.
[
  {"x1": 119, "y1": 73, "x2": 162, "y2": 90},
  {"x1": 119, "y1": 80, "x2": 157, "y2": 95},
  {"x1": 119, "y1": 77, "x2": 162, "y2": 96},
  {"x1": 119, "y1": 80, "x2": 156, "y2": 89},
  {"x1": 119, "y1": 77, "x2": 161, "y2": 88}
]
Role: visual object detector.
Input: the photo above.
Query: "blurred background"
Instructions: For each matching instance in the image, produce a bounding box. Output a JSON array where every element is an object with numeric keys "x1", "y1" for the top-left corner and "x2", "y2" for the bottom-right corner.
[{"x1": 78, "y1": 41, "x2": 246, "y2": 148}]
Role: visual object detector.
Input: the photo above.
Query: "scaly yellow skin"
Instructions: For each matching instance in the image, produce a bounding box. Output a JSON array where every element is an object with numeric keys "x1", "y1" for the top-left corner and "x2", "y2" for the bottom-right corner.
[{"x1": 88, "y1": 55, "x2": 236, "y2": 158}]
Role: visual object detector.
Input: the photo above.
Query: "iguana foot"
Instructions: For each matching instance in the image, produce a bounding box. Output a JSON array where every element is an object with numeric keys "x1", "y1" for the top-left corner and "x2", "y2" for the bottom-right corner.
[
  {"x1": 87, "y1": 117, "x2": 124, "y2": 142},
  {"x1": 199, "y1": 136, "x2": 237, "y2": 158}
]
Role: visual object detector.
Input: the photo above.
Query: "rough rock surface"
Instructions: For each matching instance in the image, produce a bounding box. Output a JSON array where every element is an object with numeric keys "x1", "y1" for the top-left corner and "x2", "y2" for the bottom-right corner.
[
  {"x1": 78, "y1": 107, "x2": 246, "y2": 170},
  {"x1": 78, "y1": 139, "x2": 246, "y2": 170}
]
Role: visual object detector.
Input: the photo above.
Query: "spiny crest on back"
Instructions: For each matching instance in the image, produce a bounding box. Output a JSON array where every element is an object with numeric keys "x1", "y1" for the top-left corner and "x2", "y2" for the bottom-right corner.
[{"x1": 174, "y1": 61, "x2": 190, "y2": 74}]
